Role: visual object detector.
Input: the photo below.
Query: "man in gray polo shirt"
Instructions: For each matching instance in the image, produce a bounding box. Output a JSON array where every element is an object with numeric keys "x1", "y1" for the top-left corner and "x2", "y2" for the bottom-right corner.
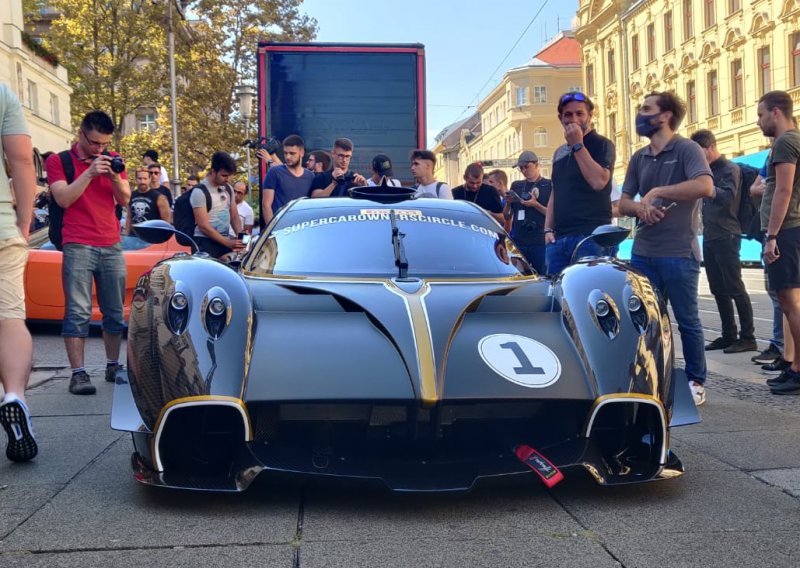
[{"x1": 619, "y1": 92, "x2": 714, "y2": 406}]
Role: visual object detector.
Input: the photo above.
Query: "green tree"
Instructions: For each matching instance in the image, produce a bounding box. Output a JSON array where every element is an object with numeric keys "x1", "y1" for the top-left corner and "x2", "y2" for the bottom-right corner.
[{"x1": 25, "y1": 0, "x2": 316, "y2": 183}]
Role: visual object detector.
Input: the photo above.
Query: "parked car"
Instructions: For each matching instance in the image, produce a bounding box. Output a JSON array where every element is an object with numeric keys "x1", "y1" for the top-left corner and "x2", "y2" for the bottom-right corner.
[
  {"x1": 112, "y1": 187, "x2": 700, "y2": 493},
  {"x1": 24, "y1": 229, "x2": 189, "y2": 322}
]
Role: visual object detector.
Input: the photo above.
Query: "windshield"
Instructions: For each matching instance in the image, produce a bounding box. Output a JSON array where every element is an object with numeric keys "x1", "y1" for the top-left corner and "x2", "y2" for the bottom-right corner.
[{"x1": 246, "y1": 206, "x2": 524, "y2": 278}]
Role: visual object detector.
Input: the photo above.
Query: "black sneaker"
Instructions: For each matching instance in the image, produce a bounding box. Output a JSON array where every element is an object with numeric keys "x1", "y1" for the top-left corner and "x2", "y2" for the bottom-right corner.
[
  {"x1": 770, "y1": 369, "x2": 800, "y2": 395},
  {"x1": 762, "y1": 359, "x2": 791, "y2": 375},
  {"x1": 0, "y1": 397, "x2": 38, "y2": 462},
  {"x1": 69, "y1": 371, "x2": 96, "y2": 395},
  {"x1": 705, "y1": 337, "x2": 735, "y2": 351},
  {"x1": 767, "y1": 370, "x2": 793, "y2": 386},
  {"x1": 723, "y1": 338, "x2": 759, "y2": 354},
  {"x1": 752, "y1": 344, "x2": 781, "y2": 364},
  {"x1": 105, "y1": 363, "x2": 123, "y2": 383}
]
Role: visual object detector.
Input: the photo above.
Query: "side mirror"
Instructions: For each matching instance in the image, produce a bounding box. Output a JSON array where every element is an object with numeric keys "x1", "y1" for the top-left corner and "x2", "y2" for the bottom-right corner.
[
  {"x1": 133, "y1": 220, "x2": 199, "y2": 253},
  {"x1": 569, "y1": 224, "x2": 630, "y2": 265}
]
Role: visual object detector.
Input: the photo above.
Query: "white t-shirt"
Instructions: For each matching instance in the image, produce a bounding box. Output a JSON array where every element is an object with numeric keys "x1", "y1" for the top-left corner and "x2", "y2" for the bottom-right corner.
[
  {"x1": 159, "y1": 166, "x2": 169, "y2": 185},
  {"x1": 367, "y1": 177, "x2": 401, "y2": 187},
  {"x1": 414, "y1": 181, "x2": 453, "y2": 199},
  {"x1": 237, "y1": 201, "x2": 254, "y2": 229}
]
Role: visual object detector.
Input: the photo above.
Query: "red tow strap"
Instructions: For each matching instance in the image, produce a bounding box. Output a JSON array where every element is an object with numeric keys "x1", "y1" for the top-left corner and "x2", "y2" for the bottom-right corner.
[{"x1": 514, "y1": 444, "x2": 564, "y2": 488}]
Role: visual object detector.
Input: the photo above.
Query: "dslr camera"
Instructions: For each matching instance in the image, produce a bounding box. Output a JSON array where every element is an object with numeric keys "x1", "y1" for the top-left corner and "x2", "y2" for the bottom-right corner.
[
  {"x1": 242, "y1": 136, "x2": 282, "y2": 155},
  {"x1": 101, "y1": 150, "x2": 125, "y2": 173},
  {"x1": 335, "y1": 171, "x2": 357, "y2": 183}
]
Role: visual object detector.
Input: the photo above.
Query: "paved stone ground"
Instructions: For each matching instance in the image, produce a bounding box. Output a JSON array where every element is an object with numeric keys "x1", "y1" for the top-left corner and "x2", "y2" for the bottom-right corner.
[{"x1": 2, "y1": 342, "x2": 800, "y2": 567}]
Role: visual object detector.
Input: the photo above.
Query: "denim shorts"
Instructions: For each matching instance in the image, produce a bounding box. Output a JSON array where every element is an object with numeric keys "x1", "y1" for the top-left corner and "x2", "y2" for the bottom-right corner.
[{"x1": 61, "y1": 243, "x2": 126, "y2": 337}]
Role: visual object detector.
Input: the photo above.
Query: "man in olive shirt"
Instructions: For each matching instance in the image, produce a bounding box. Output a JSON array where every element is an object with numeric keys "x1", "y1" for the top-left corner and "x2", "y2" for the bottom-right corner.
[
  {"x1": 758, "y1": 91, "x2": 800, "y2": 395},
  {"x1": 619, "y1": 92, "x2": 714, "y2": 406},
  {"x1": 690, "y1": 129, "x2": 756, "y2": 354}
]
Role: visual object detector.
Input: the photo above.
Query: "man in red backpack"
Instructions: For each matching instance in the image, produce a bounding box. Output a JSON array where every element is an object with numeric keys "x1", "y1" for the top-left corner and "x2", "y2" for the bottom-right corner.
[{"x1": 45, "y1": 111, "x2": 130, "y2": 395}]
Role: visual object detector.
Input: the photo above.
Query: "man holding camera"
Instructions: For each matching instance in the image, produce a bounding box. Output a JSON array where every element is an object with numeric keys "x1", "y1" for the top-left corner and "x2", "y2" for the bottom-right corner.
[
  {"x1": 46, "y1": 110, "x2": 131, "y2": 395},
  {"x1": 503, "y1": 151, "x2": 552, "y2": 274},
  {"x1": 310, "y1": 138, "x2": 367, "y2": 198},
  {"x1": 261, "y1": 135, "x2": 315, "y2": 226}
]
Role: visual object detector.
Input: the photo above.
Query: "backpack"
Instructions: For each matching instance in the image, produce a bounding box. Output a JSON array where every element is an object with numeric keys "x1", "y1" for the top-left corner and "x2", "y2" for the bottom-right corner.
[
  {"x1": 736, "y1": 163, "x2": 761, "y2": 240},
  {"x1": 47, "y1": 151, "x2": 72, "y2": 251},
  {"x1": 172, "y1": 183, "x2": 232, "y2": 247},
  {"x1": 48, "y1": 151, "x2": 124, "y2": 250}
]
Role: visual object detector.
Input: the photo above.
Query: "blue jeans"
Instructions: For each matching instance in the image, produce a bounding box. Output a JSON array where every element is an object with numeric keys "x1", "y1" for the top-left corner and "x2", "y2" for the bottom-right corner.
[
  {"x1": 62, "y1": 243, "x2": 126, "y2": 337},
  {"x1": 631, "y1": 254, "x2": 706, "y2": 384},
  {"x1": 516, "y1": 244, "x2": 546, "y2": 275},
  {"x1": 546, "y1": 234, "x2": 611, "y2": 276}
]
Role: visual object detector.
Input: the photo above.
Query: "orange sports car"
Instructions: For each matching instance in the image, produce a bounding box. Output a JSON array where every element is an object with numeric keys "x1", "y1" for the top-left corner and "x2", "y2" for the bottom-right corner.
[{"x1": 24, "y1": 229, "x2": 189, "y2": 322}]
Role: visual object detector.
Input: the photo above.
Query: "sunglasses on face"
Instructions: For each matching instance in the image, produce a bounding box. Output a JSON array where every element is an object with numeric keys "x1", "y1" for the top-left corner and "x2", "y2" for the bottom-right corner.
[
  {"x1": 560, "y1": 92, "x2": 588, "y2": 105},
  {"x1": 234, "y1": 191, "x2": 246, "y2": 195}
]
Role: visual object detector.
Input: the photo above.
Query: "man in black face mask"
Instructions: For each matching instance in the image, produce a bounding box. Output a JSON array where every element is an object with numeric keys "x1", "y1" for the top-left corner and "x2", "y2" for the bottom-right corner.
[
  {"x1": 544, "y1": 92, "x2": 615, "y2": 275},
  {"x1": 618, "y1": 92, "x2": 714, "y2": 407}
]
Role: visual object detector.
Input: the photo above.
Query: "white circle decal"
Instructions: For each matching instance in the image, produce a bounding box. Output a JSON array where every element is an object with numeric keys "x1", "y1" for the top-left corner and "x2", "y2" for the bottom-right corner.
[{"x1": 478, "y1": 334, "x2": 562, "y2": 388}]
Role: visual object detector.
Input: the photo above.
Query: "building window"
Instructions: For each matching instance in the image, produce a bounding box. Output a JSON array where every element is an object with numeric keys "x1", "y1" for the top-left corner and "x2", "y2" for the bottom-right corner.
[
  {"x1": 586, "y1": 64, "x2": 595, "y2": 96},
  {"x1": 568, "y1": 86, "x2": 582, "y2": 92},
  {"x1": 138, "y1": 113, "x2": 157, "y2": 132},
  {"x1": 683, "y1": 0, "x2": 693, "y2": 41},
  {"x1": 631, "y1": 35, "x2": 640, "y2": 70},
  {"x1": 534, "y1": 127, "x2": 548, "y2": 147},
  {"x1": 607, "y1": 49, "x2": 616, "y2": 83},
  {"x1": 533, "y1": 85, "x2": 547, "y2": 104},
  {"x1": 792, "y1": 32, "x2": 800, "y2": 88},
  {"x1": 731, "y1": 59, "x2": 744, "y2": 108},
  {"x1": 728, "y1": 0, "x2": 740, "y2": 15},
  {"x1": 704, "y1": 0, "x2": 715, "y2": 28},
  {"x1": 27, "y1": 80, "x2": 38, "y2": 114},
  {"x1": 515, "y1": 86, "x2": 528, "y2": 106},
  {"x1": 647, "y1": 24, "x2": 656, "y2": 62},
  {"x1": 707, "y1": 70, "x2": 719, "y2": 117},
  {"x1": 664, "y1": 11, "x2": 674, "y2": 51},
  {"x1": 758, "y1": 47, "x2": 771, "y2": 95},
  {"x1": 687, "y1": 80, "x2": 697, "y2": 123},
  {"x1": 50, "y1": 93, "x2": 59, "y2": 126},
  {"x1": 608, "y1": 113, "x2": 617, "y2": 137}
]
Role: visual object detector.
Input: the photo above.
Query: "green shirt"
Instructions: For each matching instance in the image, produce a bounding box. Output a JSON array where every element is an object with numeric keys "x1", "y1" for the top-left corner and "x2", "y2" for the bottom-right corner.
[
  {"x1": 761, "y1": 129, "x2": 800, "y2": 232},
  {"x1": 0, "y1": 83, "x2": 32, "y2": 240}
]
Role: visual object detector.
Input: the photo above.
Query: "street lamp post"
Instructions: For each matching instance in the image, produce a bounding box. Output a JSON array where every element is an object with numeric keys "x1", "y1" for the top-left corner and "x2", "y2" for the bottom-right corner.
[
  {"x1": 167, "y1": 0, "x2": 183, "y2": 198},
  {"x1": 234, "y1": 84, "x2": 258, "y2": 206}
]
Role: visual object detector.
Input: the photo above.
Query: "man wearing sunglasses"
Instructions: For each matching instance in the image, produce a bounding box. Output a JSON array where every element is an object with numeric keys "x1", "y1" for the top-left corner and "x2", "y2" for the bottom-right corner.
[
  {"x1": 45, "y1": 110, "x2": 131, "y2": 395},
  {"x1": 146, "y1": 162, "x2": 173, "y2": 209},
  {"x1": 544, "y1": 92, "x2": 616, "y2": 275}
]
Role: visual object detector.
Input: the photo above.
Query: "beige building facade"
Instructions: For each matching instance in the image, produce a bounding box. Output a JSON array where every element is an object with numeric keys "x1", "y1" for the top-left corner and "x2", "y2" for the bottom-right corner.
[
  {"x1": 432, "y1": 32, "x2": 583, "y2": 187},
  {"x1": 1, "y1": 0, "x2": 72, "y2": 164},
  {"x1": 576, "y1": 0, "x2": 800, "y2": 179}
]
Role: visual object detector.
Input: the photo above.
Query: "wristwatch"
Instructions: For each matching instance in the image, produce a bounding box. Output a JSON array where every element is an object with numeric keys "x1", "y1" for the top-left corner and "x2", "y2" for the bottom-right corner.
[
  {"x1": 766, "y1": 234, "x2": 778, "y2": 241},
  {"x1": 571, "y1": 142, "x2": 584, "y2": 153}
]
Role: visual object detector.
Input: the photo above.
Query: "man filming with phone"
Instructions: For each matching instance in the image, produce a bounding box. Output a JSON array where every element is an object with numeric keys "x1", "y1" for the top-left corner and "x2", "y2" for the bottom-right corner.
[{"x1": 503, "y1": 151, "x2": 551, "y2": 273}]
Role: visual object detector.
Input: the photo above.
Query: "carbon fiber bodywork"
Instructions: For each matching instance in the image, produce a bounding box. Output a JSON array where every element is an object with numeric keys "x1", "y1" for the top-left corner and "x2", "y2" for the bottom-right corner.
[{"x1": 113, "y1": 199, "x2": 700, "y2": 492}]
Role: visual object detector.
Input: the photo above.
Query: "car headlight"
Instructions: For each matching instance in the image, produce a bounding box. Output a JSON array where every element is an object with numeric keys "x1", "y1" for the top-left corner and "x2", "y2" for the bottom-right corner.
[
  {"x1": 589, "y1": 290, "x2": 620, "y2": 339},
  {"x1": 203, "y1": 290, "x2": 231, "y2": 340},
  {"x1": 627, "y1": 293, "x2": 648, "y2": 333},
  {"x1": 166, "y1": 290, "x2": 189, "y2": 335}
]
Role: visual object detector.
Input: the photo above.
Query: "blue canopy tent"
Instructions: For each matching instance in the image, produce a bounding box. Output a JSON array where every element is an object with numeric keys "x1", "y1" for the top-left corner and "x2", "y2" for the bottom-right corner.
[{"x1": 731, "y1": 149, "x2": 769, "y2": 170}]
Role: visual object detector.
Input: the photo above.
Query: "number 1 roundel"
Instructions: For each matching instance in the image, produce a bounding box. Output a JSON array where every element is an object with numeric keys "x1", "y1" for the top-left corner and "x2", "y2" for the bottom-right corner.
[{"x1": 478, "y1": 334, "x2": 562, "y2": 388}]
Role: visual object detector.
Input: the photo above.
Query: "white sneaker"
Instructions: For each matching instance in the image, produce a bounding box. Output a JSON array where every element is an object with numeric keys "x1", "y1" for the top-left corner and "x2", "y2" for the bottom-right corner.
[{"x1": 690, "y1": 381, "x2": 706, "y2": 407}]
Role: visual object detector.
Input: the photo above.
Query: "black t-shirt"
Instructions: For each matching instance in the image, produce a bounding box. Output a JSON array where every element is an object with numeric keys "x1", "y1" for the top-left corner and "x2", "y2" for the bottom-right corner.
[
  {"x1": 311, "y1": 171, "x2": 360, "y2": 197},
  {"x1": 129, "y1": 190, "x2": 163, "y2": 224},
  {"x1": 452, "y1": 184, "x2": 503, "y2": 213},
  {"x1": 508, "y1": 178, "x2": 552, "y2": 245},
  {"x1": 551, "y1": 129, "x2": 615, "y2": 236},
  {"x1": 155, "y1": 185, "x2": 174, "y2": 208}
]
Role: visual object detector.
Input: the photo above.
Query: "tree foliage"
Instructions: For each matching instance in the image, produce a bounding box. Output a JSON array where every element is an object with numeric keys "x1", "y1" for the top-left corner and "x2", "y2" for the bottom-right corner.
[{"x1": 25, "y1": 0, "x2": 316, "y2": 181}]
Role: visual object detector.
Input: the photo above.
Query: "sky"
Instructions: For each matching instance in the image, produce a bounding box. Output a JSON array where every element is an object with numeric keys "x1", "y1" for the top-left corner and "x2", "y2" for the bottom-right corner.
[{"x1": 298, "y1": 0, "x2": 580, "y2": 147}]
